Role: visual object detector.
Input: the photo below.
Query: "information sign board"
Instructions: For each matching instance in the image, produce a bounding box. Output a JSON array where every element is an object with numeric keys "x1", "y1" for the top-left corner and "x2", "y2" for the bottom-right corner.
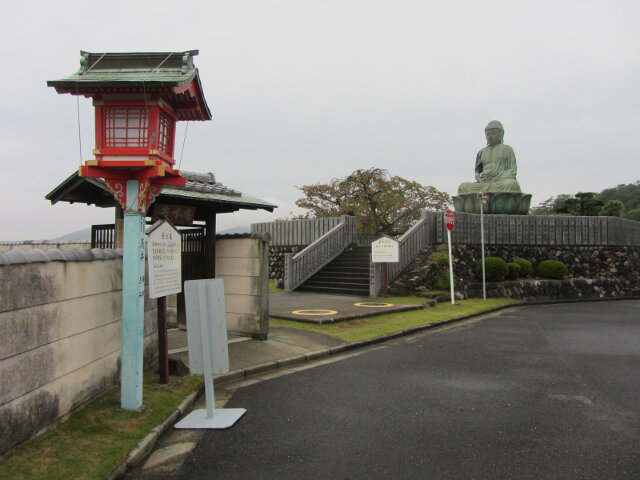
[
  {"x1": 147, "y1": 219, "x2": 182, "y2": 299},
  {"x1": 371, "y1": 236, "x2": 399, "y2": 263}
]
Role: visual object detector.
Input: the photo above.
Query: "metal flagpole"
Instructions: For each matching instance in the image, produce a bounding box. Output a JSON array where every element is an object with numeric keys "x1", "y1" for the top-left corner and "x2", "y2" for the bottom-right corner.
[{"x1": 480, "y1": 194, "x2": 487, "y2": 300}]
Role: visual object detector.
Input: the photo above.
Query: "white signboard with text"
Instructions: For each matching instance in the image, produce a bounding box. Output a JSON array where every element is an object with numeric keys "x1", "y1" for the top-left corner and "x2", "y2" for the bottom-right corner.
[
  {"x1": 147, "y1": 219, "x2": 182, "y2": 299},
  {"x1": 371, "y1": 236, "x2": 399, "y2": 263}
]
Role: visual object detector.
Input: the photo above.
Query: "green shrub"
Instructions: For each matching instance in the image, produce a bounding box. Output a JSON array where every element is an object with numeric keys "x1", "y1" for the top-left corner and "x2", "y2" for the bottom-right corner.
[
  {"x1": 476, "y1": 257, "x2": 508, "y2": 281},
  {"x1": 436, "y1": 271, "x2": 450, "y2": 290},
  {"x1": 506, "y1": 262, "x2": 521, "y2": 280},
  {"x1": 537, "y1": 260, "x2": 568, "y2": 279},
  {"x1": 432, "y1": 244, "x2": 449, "y2": 266},
  {"x1": 513, "y1": 258, "x2": 532, "y2": 277}
]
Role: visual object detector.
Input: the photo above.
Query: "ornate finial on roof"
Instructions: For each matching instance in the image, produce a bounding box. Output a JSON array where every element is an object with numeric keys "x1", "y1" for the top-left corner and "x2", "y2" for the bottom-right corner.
[
  {"x1": 182, "y1": 52, "x2": 193, "y2": 74},
  {"x1": 79, "y1": 52, "x2": 89, "y2": 74}
]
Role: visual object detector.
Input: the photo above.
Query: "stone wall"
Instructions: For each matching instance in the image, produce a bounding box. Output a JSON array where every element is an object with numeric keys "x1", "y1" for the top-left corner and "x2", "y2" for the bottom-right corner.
[
  {"x1": 0, "y1": 248, "x2": 159, "y2": 455},
  {"x1": 391, "y1": 245, "x2": 640, "y2": 300},
  {"x1": 268, "y1": 246, "x2": 303, "y2": 288}
]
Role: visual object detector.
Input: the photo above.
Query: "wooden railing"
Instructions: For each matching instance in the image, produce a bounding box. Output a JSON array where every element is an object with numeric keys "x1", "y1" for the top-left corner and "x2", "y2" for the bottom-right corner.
[
  {"x1": 284, "y1": 220, "x2": 356, "y2": 291},
  {"x1": 91, "y1": 224, "x2": 116, "y2": 249}
]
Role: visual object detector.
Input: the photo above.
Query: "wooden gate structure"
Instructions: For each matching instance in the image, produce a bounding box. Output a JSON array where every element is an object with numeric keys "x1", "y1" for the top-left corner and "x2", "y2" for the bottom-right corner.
[{"x1": 47, "y1": 170, "x2": 275, "y2": 323}]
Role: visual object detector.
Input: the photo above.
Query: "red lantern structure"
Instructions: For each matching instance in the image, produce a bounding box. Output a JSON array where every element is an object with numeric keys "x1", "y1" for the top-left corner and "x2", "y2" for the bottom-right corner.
[
  {"x1": 48, "y1": 50, "x2": 211, "y2": 211},
  {"x1": 48, "y1": 50, "x2": 212, "y2": 409}
]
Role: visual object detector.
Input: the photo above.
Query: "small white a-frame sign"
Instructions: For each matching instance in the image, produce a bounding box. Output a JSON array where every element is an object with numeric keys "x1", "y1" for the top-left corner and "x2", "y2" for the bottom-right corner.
[{"x1": 174, "y1": 279, "x2": 246, "y2": 429}]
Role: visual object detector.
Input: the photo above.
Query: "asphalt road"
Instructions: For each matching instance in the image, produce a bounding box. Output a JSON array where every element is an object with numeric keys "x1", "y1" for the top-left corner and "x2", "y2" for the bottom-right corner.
[{"x1": 168, "y1": 300, "x2": 640, "y2": 479}]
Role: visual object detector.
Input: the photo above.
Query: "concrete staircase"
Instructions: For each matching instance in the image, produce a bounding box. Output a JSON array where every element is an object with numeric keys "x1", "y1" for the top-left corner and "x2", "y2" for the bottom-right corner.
[{"x1": 296, "y1": 245, "x2": 370, "y2": 296}]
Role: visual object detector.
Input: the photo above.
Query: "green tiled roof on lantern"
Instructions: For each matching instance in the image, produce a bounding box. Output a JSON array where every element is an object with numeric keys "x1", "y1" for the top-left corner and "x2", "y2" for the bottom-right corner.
[{"x1": 47, "y1": 50, "x2": 211, "y2": 121}]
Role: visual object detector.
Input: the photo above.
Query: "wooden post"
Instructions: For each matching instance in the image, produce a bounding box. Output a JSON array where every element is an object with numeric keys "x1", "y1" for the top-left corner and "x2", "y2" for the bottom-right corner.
[
  {"x1": 383, "y1": 262, "x2": 388, "y2": 298},
  {"x1": 157, "y1": 296, "x2": 169, "y2": 384},
  {"x1": 205, "y1": 211, "x2": 216, "y2": 279}
]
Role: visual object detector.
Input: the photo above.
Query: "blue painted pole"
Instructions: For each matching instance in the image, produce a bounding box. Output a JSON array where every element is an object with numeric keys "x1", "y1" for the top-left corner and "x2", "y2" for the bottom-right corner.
[{"x1": 121, "y1": 180, "x2": 146, "y2": 410}]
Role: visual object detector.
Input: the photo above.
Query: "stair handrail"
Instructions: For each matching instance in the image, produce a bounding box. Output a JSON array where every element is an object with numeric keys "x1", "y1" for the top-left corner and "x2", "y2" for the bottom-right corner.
[
  {"x1": 370, "y1": 211, "x2": 438, "y2": 296},
  {"x1": 284, "y1": 217, "x2": 356, "y2": 291}
]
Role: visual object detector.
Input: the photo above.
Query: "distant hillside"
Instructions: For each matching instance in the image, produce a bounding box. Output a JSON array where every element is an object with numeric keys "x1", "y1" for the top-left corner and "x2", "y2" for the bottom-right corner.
[
  {"x1": 54, "y1": 228, "x2": 91, "y2": 241},
  {"x1": 218, "y1": 225, "x2": 250, "y2": 235},
  {"x1": 599, "y1": 181, "x2": 640, "y2": 211},
  {"x1": 533, "y1": 180, "x2": 640, "y2": 220}
]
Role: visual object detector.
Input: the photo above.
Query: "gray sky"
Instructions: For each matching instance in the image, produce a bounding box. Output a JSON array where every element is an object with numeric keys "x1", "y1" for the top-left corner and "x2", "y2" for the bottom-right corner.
[{"x1": 1, "y1": 0, "x2": 639, "y2": 240}]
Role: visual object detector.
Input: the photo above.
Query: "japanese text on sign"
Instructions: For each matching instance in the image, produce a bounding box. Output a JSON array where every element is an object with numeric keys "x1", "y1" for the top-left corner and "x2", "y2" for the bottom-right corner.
[
  {"x1": 147, "y1": 220, "x2": 182, "y2": 299},
  {"x1": 371, "y1": 236, "x2": 399, "y2": 263}
]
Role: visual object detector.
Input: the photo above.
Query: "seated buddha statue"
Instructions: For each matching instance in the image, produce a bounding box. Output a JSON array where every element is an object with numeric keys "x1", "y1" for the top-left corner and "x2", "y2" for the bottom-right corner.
[{"x1": 458, "y1": 120, "x2": 522, "y2": 195}]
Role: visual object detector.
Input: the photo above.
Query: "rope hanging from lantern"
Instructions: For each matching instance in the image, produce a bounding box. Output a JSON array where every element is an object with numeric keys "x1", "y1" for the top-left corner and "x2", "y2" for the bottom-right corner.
[
  {"x1": 178, "y1": 122, "x2": 189, "y2": 170},
  {"x1": 76, "y1": 97, "x2": 83, "y2": 166},
  {"x1": 74, "y1": 52, "x2": 108, "y2": 166},
  {"x1": 145, "y1": 52, "x2": 191, "y2": 171}
]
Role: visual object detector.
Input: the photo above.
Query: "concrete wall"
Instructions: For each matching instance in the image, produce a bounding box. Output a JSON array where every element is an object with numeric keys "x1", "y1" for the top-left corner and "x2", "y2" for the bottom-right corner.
[
  {"x1": 216, "y1": 236, "x2": 269, "y2": 339},
  {"x1": 434, "y1": 211, "x2": 640, "y2": 246},
  {"x1": 0, "y1": 235, "x2": 270, "y2": 453},
  {"x1": 0, "y1": 249, "x2": 159, "y2": 454}
]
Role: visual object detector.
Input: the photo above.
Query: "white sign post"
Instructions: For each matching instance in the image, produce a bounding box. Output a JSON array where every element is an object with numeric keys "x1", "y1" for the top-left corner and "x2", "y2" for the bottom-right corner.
[
  {"x1": 372, "y1": 236, "x2": 399, "y2": 297},
  {"x1": 174, "y1": 279, "x2": 246, "y2": 429},
  {"x1": 444, "y1": 210, "x2": 456, "y2": 305}
]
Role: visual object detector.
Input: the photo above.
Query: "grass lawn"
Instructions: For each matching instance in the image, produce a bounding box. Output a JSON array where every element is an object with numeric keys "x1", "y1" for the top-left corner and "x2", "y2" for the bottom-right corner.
[
  {"x1": 270, "y1": 297, "x2": 518, "y2": 343},
  {"x1": 0, "y1": 372, "x2": 202, "y2": 480}
]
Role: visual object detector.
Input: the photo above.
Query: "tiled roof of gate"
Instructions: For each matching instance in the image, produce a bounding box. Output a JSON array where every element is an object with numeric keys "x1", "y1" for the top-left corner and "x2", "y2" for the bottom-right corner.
[
  {"x1": 46, "y1": 171, "x2": 277, "y2": 213},
  {"x1": 0, "y1": 248, "x2": 123, "y2": 265}
]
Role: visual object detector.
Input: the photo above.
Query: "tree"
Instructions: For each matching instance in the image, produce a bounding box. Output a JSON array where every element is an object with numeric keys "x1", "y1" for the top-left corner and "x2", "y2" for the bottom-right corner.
[
  {"x1": 531, "y1": 194, "x2": 571, "y2": 215},
  {"x1": 623, "y1": 207, "x2": 640, "y2": 221},
  {"x1": 295, "y1": 168, "x2": 452, "y2": 236},
  {"x1": 554, "y1": 192, "x2": 603, "y2": 216},
  {"x1": 600, "y1": 200, "x2": 624, "y2": 217},
  {"x1": 599, "y1": 181, "x2": 640, "y2": 211},
  {"x1": 531, "y1": 181, "x2": 640, "y2": 218}
]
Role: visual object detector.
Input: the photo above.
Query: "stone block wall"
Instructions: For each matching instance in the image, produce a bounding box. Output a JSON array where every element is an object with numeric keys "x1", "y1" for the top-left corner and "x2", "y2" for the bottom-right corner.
[
  {"x1": 391, "y1": 245, "x2": 640, "y2": 300},
  {"x1": 267, "y1": 245, "x2": 303, "y2": 288},
  {"x1": 0, "y1": 249, "x2": 158, "y2": 454}
]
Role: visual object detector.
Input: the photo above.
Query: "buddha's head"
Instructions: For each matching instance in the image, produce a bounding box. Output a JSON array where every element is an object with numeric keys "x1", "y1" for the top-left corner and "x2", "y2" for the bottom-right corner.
[{"x1": 485, "y1": 120, "x2": 504, "y2": 146}]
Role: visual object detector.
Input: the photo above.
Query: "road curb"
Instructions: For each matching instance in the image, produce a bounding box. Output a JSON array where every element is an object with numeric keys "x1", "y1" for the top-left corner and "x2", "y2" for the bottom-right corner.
[{"x1": 106, "y1": 383, "x2": 205, "y2": 480}]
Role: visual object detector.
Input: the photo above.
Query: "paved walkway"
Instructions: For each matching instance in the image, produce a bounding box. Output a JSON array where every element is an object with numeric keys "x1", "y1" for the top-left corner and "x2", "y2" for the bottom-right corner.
[
  {"x1": 167, "y1": 291, "x2": 424, "y2": 373},
  {"x1": 269, "y1": 291, "x2": 421, "y2": 323}
]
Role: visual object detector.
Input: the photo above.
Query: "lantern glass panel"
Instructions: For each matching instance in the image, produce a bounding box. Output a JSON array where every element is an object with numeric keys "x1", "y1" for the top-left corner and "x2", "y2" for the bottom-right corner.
[
  {"x1": 158, "y1": 110, "x2": 174, "y2": 155},
  {"x1": 104, "y1": 108, "x2": 149, "y2": 148}
]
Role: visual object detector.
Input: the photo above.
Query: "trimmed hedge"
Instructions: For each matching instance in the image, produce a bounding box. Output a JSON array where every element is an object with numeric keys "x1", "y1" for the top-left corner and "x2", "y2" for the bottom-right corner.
[
  {"x1": 476, "y1": 257, "x2": 508, "y2": 281},
  {"x1": 513, "y1": 258, "x2": 532, "y2": 277},
  {"x1": 506, "y1": 262, "x2": 521, "y2": 280},
  {"x1": 537, "y1": 260, "x2": 568, "y2": 279}
]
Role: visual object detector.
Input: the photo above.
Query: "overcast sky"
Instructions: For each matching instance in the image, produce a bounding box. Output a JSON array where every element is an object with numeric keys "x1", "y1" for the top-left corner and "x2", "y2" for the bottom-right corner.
[{"x1": 1, "y1": 0, "x2": 638, "y2": 240}]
